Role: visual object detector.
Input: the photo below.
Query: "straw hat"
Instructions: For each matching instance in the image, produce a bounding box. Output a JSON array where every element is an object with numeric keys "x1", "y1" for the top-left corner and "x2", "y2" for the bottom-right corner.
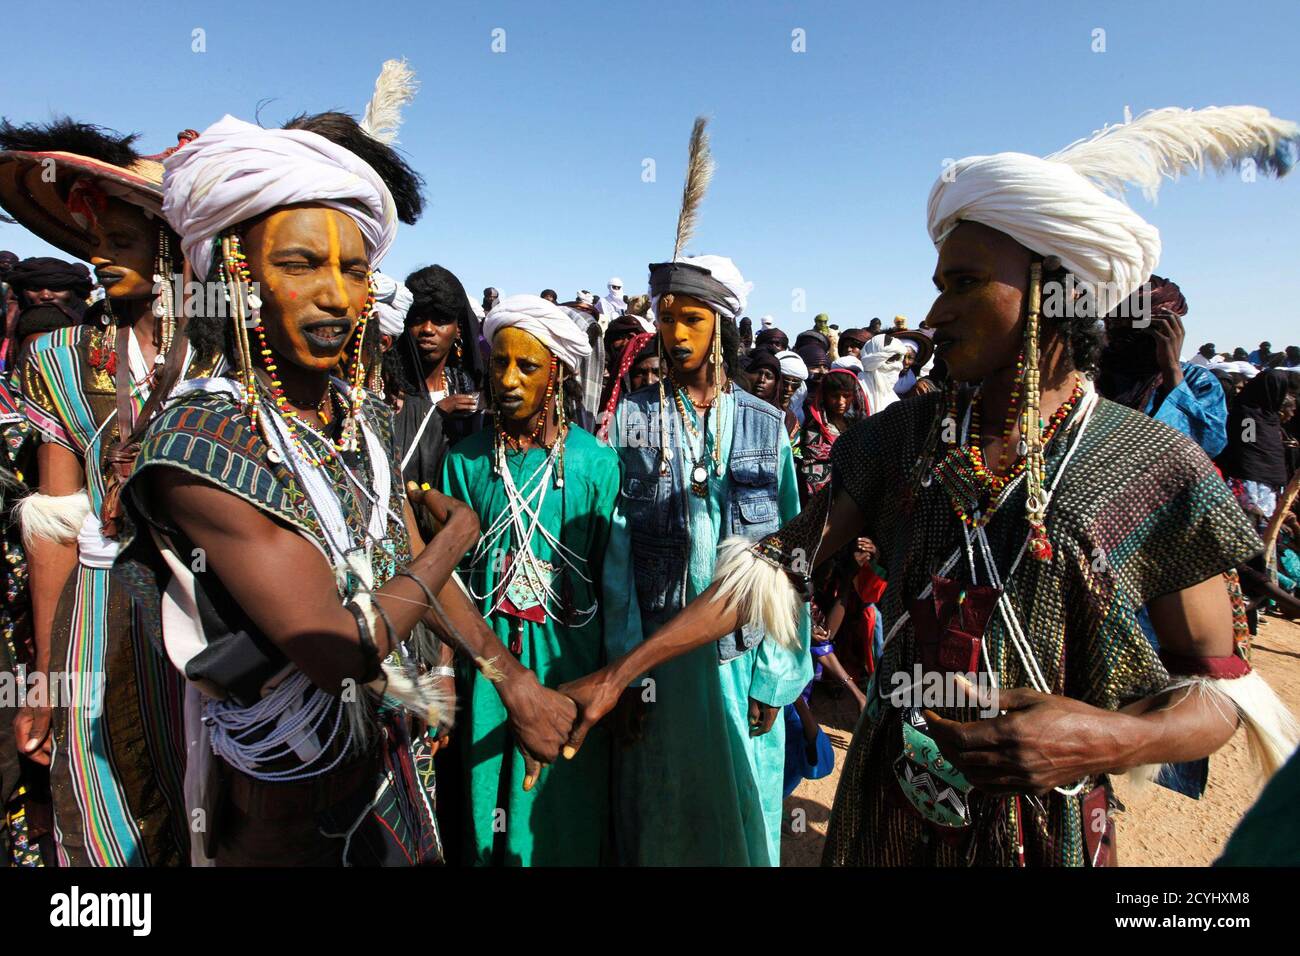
[{"x1": 0, "y1": 122, "x2": 194, "y2": 261}]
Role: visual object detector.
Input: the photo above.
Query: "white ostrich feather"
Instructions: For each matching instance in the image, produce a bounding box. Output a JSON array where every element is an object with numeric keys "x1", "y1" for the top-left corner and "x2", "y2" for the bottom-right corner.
[
  {"x1": 360, "y1": 58, "x2": 419, "y2": 145},
  {"x1": 1047, "y1": 105, "x2": 1299, "y2": 202}
]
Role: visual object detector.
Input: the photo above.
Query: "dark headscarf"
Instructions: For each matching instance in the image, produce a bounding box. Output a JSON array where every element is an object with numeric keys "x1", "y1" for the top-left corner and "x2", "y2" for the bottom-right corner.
[
  {"x1": 838, "y1": 327, "x2": 869, "y2": 352},
  {"x1": 745, "y1": 346, "x2": 781, "y2": 381},
  {"x1": 1097, "y1": 274, "x2": 1187, "y2": 411},
  {"x1": 795, "y1": 341, "x2": 829, "y2": 370},
  {"x1": 8, "y1": 257, "x2": 91, "y2": 341},
  {"x1": 0, "y1": 251, "x2": 18, "y2": 277},
  {"x1": 794, "y1": 330, "x2": 830, "y2": 353},
  {"x1": 7, "y1": 256, "x2": 92, "y2": 298},
  {"x1": 1217, "y1": 369, "x2": 1291, "y2": 486},
  {"x1": 403, "y1": 264, "x2": 485, "y2": 387},
  {"x1": 754, "y1": 328, "x2": 788, "y2": 352},
  {"x1": 603, "y1": 314, "x2": 645, "y2": 352},
  {"x1": 738, "y1": 316, "x2": 753, "y2": 349}
]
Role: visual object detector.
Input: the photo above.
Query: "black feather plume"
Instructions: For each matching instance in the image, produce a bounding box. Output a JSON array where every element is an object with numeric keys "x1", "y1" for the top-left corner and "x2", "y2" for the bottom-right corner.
[{"x1": 0, "y1": 117, "x2": 142, "y2": 166}]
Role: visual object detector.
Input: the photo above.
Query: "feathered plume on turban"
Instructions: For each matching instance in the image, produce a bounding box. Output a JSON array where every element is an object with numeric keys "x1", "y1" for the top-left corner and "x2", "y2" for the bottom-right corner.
[{"x1": 928, "y1": 106, "x2": 1299, "y2": 315}]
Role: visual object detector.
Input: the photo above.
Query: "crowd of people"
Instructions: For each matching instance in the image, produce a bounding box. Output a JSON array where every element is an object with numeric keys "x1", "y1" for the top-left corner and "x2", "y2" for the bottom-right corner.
[{"x1": 0, "y1": 69, "x2": 1299, "y2": 868}]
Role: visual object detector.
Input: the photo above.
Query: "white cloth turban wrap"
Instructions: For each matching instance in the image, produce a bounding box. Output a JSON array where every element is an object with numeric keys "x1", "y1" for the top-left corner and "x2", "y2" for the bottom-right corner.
[
  {"x1": 371, "y1": 271, "x2": 412, "y2": 337},
  {"x1": 927, "y1": 152, "x2": 1160, "y2": 318},
  {"x1": 775, "y1": 349, "x2": 808, "y2": 381},
  {"x1": 163, "y1": 114, "x2": 399, "y2": 283},
  {"x1": 484, "y1": 294, "x2": 593, "y2": 372}
]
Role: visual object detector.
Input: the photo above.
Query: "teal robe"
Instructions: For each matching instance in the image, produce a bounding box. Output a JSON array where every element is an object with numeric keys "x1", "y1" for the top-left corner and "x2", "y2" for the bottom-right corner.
[
  {"x1": 605, "y1": 390, "x2": 812, "y2": 865},
  {"x1": 442, "y1": 426, "x2": 640, "y2": 865}
]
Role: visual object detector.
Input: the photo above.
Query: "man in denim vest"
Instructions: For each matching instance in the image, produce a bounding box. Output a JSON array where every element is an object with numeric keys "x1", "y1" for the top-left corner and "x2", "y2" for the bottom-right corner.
[{"x1": 597, "y1": 256, "x2": 810, "y2": 865}]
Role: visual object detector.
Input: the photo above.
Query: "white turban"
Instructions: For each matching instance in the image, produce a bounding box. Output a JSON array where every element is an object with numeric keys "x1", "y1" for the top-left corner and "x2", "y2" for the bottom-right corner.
[
  {"x1": 857, "y1": 335, "x2": 910, "y2": 415},
  {"x1": 483, "y1": 294, "x2": 593, "y2": 372},
  {"x1": 760, "y1": 315, "x2": 775, "y2": 329},
  {"x1": 775, "y1": 349, "x2": 808, "y2": 381},
  {"x1": 925, "y1": 108, "x2": 1300, "y2": 319},
  {"x1": 163, "y1": 114, "x2": 399, "y2": 283},
  {"x1": 927, "y1": 152, "x2": 1160, "y2": 317},
  {"x1": 371, "y1": 271, "x2": 412, "y2": 337}
]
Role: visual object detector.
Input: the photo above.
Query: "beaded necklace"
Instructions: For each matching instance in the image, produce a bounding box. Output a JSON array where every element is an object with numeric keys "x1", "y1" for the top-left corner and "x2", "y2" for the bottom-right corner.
[{"x1": 938, "y1": 375, "x2": 1084, "y2": 529}]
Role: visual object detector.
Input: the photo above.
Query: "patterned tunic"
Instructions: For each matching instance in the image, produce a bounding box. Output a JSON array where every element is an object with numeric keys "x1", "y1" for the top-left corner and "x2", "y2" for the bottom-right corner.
[
  {"x1": 118, "y1": 384, "x2": 442, "y2": 865},
  {"x1": 19, "y1": 323, "x2": 217, "y2": 867},
  {"x1": 801, "y1": 390, "x2": 1261, "y2": 866}
]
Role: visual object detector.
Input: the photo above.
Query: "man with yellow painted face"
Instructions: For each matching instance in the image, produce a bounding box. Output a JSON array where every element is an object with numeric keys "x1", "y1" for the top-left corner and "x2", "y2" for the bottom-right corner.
[
  {"x1": 586, "y1": 256, "x2": 810, "y2": 866},
  {"x1": 0, "y1": 118, "x2": 215, "y2": 867},
  {"x1": 440, "y1": 294, "x2": 639, "y2": 865},
  {"x1": 114, "y1": 114, "x2": 577, "y2": 866}
]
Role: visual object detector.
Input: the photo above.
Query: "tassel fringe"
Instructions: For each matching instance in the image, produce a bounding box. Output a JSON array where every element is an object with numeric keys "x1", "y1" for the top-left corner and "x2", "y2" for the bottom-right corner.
[
  {"x1": 1125, "y1": 672, "x2": 1300, "y2": 792},
  {"x1": 16, "y1": 489, "x2": 90, "y2": 549},
  {"x1": 373, "y1": 661, "x2": 454, "y2": 732},
  {"x1": 710, "y1": 536, "x2": 801, "y2": 651}
]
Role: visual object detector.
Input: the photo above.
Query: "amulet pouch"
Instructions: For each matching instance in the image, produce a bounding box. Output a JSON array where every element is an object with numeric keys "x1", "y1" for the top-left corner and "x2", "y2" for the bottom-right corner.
[{"x1": 893, "y1": 574, "x2": 1001, "y2": 830}]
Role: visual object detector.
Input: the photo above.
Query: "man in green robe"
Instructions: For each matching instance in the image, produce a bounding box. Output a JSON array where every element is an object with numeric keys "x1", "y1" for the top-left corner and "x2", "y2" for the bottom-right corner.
[{"x1": 442, "y1": 294, "x2": 640, "y2": 865}]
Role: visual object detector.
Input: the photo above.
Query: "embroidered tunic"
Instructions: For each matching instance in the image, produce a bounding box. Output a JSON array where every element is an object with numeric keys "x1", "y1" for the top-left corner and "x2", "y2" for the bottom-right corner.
[{"x1": 801, "y1": 391, "x2": 1260, "y2": 865}]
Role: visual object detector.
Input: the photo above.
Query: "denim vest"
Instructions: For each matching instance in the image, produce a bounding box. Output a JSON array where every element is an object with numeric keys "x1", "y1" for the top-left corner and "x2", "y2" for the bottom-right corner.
[{"x1": 614, "y1": 385, "x2": 785, "y2": 662}]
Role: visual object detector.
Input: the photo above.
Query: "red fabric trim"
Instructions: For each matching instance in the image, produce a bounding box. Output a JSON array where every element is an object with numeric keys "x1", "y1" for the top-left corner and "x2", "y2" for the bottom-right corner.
[{"x1": 1159, "y1": 651, "x2": 1252, "y2": 679}]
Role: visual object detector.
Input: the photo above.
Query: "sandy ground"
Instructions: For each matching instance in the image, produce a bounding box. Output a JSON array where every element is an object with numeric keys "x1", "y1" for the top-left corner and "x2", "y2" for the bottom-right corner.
[{"x1": 780, "y1": 614, "x2": 1300, "y2": 867}]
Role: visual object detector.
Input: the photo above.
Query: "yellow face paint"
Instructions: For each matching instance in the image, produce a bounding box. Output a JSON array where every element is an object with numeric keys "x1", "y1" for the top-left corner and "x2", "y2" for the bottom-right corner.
[
  {"x1": 656, "y1": 292, "x2": 715, "y2": 375},
  {"x1": 244, "y1": 205, "x2": 370, "y2": 373},
  {"x1": 490, "y1": 327, "x2": 555, "y2": 426}
]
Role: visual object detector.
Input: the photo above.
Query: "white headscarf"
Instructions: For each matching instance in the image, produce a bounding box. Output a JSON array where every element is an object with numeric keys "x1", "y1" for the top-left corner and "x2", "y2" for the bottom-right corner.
[
  {"x1": 484, "y1": 294, "x2": 593, "y2": 372},
  {"x1": 775, "y1": 349, "x2": 808, "y2": 381},
  {"x1": 857, "y1": 335, "x2": 909, "y2": 415},
  {"x1": 371, "y1": 271, "x2": 412, "y2": 337},
  {"x1": 162, "y1": 114, "x2": 398, "y2": 282}
]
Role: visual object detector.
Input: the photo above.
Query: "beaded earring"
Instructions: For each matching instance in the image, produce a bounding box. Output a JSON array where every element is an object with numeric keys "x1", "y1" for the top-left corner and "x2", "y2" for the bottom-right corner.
[
  {"x1": 220, "y1": 233, "x2": 261, "y2": 428},
  {"x1": 337, "y1": 273, "x2": 375, "y2": 454},
  {"x1": 1023, "y1": 260, "x2": 1051, "y2": 561},
  {"x1": 554, "y1": 364, "x2": 568, "y2": 489},
  {"x1": 657, "y1": 330, "x2": 671, "y2": 476},
  {"x1": 709, "y1": 311, "x2": 723, "y2": 477},
  {"x1": 152, "y1": 226, "x2": 176, "y2": 362}
]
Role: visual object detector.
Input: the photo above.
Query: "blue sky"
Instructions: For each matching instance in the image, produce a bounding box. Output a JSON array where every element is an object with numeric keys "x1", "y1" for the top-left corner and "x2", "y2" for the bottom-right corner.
[{"x1": 2, "y1": 0, "x2": 1296, "y2": 351}]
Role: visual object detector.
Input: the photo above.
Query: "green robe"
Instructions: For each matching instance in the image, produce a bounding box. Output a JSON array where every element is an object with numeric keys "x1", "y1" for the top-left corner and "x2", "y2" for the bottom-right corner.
[
  {"x1": 442, "y1": 425, "x2": 640, "y2": 866},
  {"x1": 605, "y1": 390, "x2": 811, "y2": 866}
]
